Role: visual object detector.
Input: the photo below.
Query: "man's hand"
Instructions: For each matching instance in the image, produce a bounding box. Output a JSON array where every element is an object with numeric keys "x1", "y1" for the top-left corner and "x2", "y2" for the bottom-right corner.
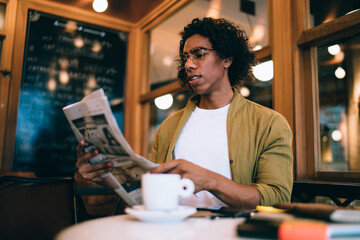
[
  {"x1": 148, "y1": 159, "x2": 216, "y2": 193},
  {"x1": 76, "y1": 139, "x2": 113, "y2": 183},
  {"x1": 149, "y1": 159, "x2": 261, "y2": 209}
]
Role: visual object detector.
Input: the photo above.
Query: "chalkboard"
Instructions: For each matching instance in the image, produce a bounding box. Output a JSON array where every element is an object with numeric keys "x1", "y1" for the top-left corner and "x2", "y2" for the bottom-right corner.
[{"x1": 13, "y1": 10, "x2": 127, "y2": 177}]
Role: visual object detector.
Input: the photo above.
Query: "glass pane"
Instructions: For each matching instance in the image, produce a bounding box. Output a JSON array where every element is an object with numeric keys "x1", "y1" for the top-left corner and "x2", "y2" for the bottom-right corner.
[
  {"x1": 310, "y1": 0, "x2": 360, "y2": 27},
  {"x1": 0, "y1": 3, "x2": 5, "y2": 30},
  {"x1": 149, "y1": 0, "x2": 268, "y2": 90},
  {"x1": 317, "y1": 32, "x2": 360, "y2": 172}
]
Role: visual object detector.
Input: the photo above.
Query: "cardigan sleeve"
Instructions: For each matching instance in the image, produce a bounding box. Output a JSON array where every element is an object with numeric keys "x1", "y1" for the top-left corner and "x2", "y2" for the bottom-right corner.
[{"x1": 252, "y1": 114, "x2": 294, "y2": 206}]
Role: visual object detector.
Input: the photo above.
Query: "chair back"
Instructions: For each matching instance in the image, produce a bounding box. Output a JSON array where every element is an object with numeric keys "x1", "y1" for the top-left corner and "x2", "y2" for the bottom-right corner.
[{"x1": 0, "y1": 176, "x2": 77, "y2": 240}]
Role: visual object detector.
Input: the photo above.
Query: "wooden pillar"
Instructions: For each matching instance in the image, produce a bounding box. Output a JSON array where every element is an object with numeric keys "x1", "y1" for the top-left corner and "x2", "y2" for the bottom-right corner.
[
  {"x1": 268, "y1": 0, "x2": 294, "y2": 130},
  {"x1": 269, "y1": 0, "x2": 308, "y2": 179}
]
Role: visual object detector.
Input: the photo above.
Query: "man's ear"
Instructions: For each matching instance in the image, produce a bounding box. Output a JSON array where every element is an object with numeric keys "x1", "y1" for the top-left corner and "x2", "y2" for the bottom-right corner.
[{"x1": 224, "y1": 57, "x2": 233, "y2": 69}]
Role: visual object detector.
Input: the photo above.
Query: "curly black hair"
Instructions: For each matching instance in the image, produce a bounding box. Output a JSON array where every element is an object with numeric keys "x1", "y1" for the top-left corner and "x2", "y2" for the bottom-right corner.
[{"x1": 177, "y1": 17, "x2": 256, "y2": 88}]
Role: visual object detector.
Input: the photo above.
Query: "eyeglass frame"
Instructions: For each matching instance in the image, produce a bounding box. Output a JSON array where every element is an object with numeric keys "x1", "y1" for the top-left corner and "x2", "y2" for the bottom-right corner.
[{"x1": 174, "y1": 47, "x2": 215, "y2": 68}]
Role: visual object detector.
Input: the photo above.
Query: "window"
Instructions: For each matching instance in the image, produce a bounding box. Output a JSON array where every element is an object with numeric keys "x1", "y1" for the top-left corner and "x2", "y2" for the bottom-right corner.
[
  {"x1": 297, "y1": 1, "x2": 360, "y2": 180},
  {"x1": 317, "y1": 33, "x2": 360, "y2": 172}
]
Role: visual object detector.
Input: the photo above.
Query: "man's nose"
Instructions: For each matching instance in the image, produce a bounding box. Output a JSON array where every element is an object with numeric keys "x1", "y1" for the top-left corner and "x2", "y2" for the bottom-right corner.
[{"x1": 185, "y1": 57, "x2": 197, "y2": 70}]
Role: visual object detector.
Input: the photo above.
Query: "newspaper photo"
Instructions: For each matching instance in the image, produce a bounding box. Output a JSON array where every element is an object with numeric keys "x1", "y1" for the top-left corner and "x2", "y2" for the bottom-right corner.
[{"x1": 63, "y1": 88, "x2": 157, "y2": 206}]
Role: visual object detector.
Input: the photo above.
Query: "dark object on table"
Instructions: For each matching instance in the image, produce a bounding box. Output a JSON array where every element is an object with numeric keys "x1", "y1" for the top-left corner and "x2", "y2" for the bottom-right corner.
[
  {"x1": 197, "y1": 206, "x2": 253, "y2": 218},
  {"x1": 237, "y1": 217, "x2": 281, "y2": 239}
]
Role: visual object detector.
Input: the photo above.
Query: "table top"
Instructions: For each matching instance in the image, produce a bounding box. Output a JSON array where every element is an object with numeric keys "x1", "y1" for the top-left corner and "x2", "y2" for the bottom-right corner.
[
  {"x1": 56, "y1": 212, "x2": 360, "y2": 240},
  {"x1": 56, "y1": 214, "x2": 251, "y2": 240}
]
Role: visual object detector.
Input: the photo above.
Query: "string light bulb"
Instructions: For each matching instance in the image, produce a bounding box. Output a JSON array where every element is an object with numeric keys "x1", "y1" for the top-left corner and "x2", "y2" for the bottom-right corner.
[
  {"x1": 335, "y1": 67, "x2": 346, "y2": 79},
  {"x1": 328, "y1": 44, "x2": 340, "y2": 56},
  {"x1": 92, "y1": 0, "x2": 108, "y2": 13}
]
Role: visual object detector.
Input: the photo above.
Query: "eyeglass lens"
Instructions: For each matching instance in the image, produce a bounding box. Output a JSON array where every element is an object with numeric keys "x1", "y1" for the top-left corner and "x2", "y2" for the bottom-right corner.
[{"x1": 181, "y1": 48, "x2": 208, "y2": 64}]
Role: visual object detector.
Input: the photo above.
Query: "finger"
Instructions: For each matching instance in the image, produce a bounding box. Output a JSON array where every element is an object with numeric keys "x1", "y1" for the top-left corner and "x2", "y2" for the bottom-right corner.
[
  {"x1": 76, "y1": 149, "x2": 99, "y2": 167},
  {"x1": 90, "y1": 165, "x2": 113, "y2": 182},
  {"x1": 92, "y1": 177, "x2": 104, "y2": 183},
  {"x1": 78, "y1": 163, "x2": 112, "y2": 181},
  {"x1": 81, "y1": 169, "x2": 107, "y2": 182},
  {"x1": 78, "y1": 161, "x2": 112, "y2": 174},
  {"x1": 76, "y1": 139, "x2": 85, "y2": 158},
  {"x1": 148, "y1": 160, "x2": 181, "y2": 173},
  {"x1": 149, "y1": 162, "x2": 177, "y2": 173}
]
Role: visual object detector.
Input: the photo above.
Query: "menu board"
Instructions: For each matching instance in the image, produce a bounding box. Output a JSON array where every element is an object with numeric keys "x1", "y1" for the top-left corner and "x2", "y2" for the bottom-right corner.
[{"x1": 13, "y1": 10, "x2": 127, "y2": 177}]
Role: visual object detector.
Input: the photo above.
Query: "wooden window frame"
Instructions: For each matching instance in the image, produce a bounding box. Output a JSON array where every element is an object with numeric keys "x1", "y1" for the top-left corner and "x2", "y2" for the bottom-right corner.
[
  {"x1": 294, "y1": 1, "x2": 360, "y2": 182},
  {"x1": 0, "y1": 0, "x2": 18, "y2": 169}
]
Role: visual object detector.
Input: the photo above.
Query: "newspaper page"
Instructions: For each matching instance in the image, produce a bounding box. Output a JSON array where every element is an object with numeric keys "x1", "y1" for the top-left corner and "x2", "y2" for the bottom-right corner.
[{"x1": 63, "y1": 88, "x2": 157, "y2": 206}]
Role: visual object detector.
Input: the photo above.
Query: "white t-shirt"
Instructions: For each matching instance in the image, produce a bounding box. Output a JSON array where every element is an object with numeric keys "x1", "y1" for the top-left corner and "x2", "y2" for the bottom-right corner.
[{"x1": 174, "y1": 104, "x2": 232, "y2": 208}]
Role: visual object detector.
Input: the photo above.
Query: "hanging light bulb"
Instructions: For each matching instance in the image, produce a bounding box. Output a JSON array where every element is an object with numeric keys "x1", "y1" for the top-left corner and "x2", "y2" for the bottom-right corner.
[
  {"x1": 92, "y1": 0, "x2": 108, "y2": 13},
  {"x1": 253, "y1": 60, "x2": 273, "y2": 81},
  {"x1": 154, "y1": 94, "x2": 173, "y2": 110}
]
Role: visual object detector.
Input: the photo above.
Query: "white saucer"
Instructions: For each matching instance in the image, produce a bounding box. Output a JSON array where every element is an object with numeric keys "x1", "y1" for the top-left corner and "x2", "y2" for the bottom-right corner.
[{"x1": 125, "y1": 205, "x2": 197, "y2": 223}]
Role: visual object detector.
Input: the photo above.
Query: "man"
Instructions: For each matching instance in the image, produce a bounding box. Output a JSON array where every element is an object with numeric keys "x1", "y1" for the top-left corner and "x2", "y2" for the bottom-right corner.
[{"x1": 76, "y1": 17, "x2": 293, "y2": 210}]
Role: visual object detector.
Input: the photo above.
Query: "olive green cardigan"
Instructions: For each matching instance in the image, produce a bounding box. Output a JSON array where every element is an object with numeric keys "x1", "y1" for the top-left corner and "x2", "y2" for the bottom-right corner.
[{"x1": 149, "y1": 88, "x2": 293, "y2": 206}]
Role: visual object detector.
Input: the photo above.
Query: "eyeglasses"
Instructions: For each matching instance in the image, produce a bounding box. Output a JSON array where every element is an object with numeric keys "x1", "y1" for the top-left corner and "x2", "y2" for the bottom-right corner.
[{"x1": 174, "y1": 47, "x2": 215, "y2": 68}]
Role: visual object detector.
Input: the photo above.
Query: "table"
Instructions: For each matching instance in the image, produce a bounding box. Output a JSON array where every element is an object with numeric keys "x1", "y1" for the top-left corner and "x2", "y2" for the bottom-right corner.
[
  {"x1": 56, "y1": 212, "x2": 360, "y2": 240},
  {"x1": 56, "y1": 214, "x2": 250, "y2": 240}
]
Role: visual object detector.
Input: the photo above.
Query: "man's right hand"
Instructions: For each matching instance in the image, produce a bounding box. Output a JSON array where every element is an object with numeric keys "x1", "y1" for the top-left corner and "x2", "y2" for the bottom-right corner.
[{"x1": 76, "y1": 139, "x2": 113, "y2": 183}]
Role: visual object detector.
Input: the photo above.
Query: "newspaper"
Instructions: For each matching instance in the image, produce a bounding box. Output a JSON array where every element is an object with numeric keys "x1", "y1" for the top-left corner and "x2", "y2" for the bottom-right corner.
[{"x1": 63, "y1": 88, "x2": 157, "y2": 206}]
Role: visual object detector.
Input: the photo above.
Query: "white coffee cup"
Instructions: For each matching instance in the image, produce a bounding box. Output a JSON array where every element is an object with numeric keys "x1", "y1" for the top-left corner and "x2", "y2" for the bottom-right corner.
[{"x1": 141, "y1": 173, "x2": 195, "y2": 211}]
